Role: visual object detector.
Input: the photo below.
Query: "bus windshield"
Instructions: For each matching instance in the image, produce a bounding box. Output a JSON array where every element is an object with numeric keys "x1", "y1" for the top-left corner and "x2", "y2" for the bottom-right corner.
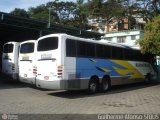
[
  {"x1": 3, "y1": 44, "x2": 13, "y2": 53},
  {"x1": 20, "y1": 43, "x2": 34, "y2": 53},
  {"x1": 37, "y1": 37, "x2": 58, "y2": 51}
]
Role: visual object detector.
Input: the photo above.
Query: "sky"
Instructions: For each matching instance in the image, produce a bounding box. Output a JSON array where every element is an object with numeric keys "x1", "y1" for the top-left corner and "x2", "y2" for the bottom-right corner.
[{"x1": 0, "y1": 0, "x2": 76, "y2": 13}]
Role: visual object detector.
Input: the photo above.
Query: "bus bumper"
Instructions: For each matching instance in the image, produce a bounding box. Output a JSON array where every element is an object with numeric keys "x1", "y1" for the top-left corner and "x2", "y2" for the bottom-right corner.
[
  {"x1": 19, "y1": 77, "x2": 36, "y2": 84},
  {"x1": 36, "y1": 79, "x2": 89, "y2": 90}
]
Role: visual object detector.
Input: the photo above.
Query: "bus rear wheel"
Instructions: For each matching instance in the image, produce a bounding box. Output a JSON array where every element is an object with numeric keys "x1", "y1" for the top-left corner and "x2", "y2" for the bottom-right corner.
[
  {"x1": 100, "y1": 76, "x2": 110, "y2": 92},
  {"x1": 88, "y1": 77, "x2": 99, "y2": 94}
]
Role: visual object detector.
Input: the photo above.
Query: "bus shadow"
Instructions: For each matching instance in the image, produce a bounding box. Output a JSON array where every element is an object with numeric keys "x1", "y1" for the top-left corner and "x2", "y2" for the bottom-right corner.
[
  {"x1": 0, "y1": 74, "x2": 29, "y2": 89},
  {"x1": 47, "y1": 82, "x2": 160, "y2": 99},
  {"x1": 29, "y1": 85, "x2": 54, "y2": 91}
]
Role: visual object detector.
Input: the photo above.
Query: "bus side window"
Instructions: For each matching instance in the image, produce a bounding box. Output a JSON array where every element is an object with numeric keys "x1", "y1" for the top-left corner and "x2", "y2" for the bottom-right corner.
[
  {"x1": 124, "y1": 49, "x2": 133, "y2": 61},
  {"x1": 112, "y1": 46, "x2": 123, "y2": 60},
  {"x1": 96, "y1": 44, "x2": 104, "y2": 58},
  {"x1": 77, "y1": 41, "x2": 86, "y2": 57},
  {"x1": 86, "y1": 43, "x2": 95, "y2": 57},
  {"x1": 66, "y1": 39, "x2": 76, "y2": 57},
  {"x1": 134, "y1": 50, "x2": 146, "y2": 61},
  {"x1": 96, "y1": 44, "x2": 111, "y2": 59},
  {"x1": 104, "y1": 45, "x2": 111, "y2": 59}
]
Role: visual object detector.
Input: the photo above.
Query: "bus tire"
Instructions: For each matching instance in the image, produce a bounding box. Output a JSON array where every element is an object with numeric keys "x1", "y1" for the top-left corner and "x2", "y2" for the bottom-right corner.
[
  {"x1": 100, "y1": 76, "x2": 110, "y2": 92},
  {"x1": 88, "y1": 77, "x2": 99, "y2": 94},
  {"x1": 145, "y1": 73, "x2": 151, "y2": 83}
]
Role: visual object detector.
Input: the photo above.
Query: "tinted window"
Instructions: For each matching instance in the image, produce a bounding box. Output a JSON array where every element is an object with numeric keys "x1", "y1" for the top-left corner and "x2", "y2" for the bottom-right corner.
[
  {"x1": 3, "y1": 44, "x2": 13, "y2": 53},
  {"x1": 38, "y1": 37, "x2": 58, "y2": 51},
  {"x1": 112, "y1": 46, "x2": 124, "y2": 59},
  {"x1": 66, "y1": 39, "x2": 76, "y2": 57},
  {"x1": 124, "y1": 49, "x2": 133, "y2": 60},
  {"x1": 131, "y1": 35, "x2": 136, "y2": 40},
  {"x1": 77, "y1": 41, "x2": 86, "y2": 56},
  {"x1": 141, "y1": 53, "x2": 153, "y2": 62},
  {"x1": 77, "y1": 41, "x2": 95, "y2": 57},
  {"x1": 133, "y1": 50, "x2": 141, "y2": 61},
  {"x1": 86, "y1": 42, "x2": 95, "y2": 57},
  {"x1": 96, "y1": 44, "x2": 104, "y2": 58},
  {"x1": 20, "y1": 43, "x2": 34, "y2": 53},
  {"x1": 104, "y1": 45, "x2": 111, "y2": 58},
  {"x1": 96, "y1": 44, "x2": 111, "y2": 58}
]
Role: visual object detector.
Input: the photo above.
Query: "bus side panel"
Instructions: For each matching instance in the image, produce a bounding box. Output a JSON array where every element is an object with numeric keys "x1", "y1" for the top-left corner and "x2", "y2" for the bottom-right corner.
[
  {"x1": 63, "y1": 57, "x2": 85, "y2": 89},
  {"x1": 2, "y1": 53, "x2": 13, "y2": 74},
  {"x1": 14, "y1": 43, "x2": 19, "y2": 79},
  {"x1": 63, "y1": 57, "x2": 76, "y2": 80},
  {"x1": 129, "y1": 61, "x2": 155, "y2": 76},
  {"x1": 76, "y1": 58, "x2": 123, "y2": 79},
  {"x1": 76, "y1": 58, "x2": 150, "y2": 86}
]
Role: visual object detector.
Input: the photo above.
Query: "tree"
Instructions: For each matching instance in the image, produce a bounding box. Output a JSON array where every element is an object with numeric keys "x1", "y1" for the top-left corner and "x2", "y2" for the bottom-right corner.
[
  {"x1": 102, "y1": 0, "x2": 125, "y2": 19},
  {"x1": 74, "y1": 0, "x2": 89, "y2": 29},
  {"x1": 133, "y1": 0, "x2": 160, "y2": 22},
  {"x1": 138, "y1": 16, "x2": 160, "y2": 55},
  {"x1": 28, "y1": 4, "x2": 59, "y2": 23},
  {"x1": 88, "y1": 0, "x2": 103, "y2": 18},
  {"x1": 10, "y1": 8, "x2": 30, "y2": 18},
  {"x1": 46, "y1": 1, "x2": 77, "y2": 25}
]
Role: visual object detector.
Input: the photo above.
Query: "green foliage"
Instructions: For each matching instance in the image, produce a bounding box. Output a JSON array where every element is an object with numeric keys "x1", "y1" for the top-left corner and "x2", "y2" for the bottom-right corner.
[
  {"x1": 139, "y1": 16, "x2": 160, "y2": 55},
  {"x1": 102, "y1": 0, "x2": 125, "y2": 18},
  {"x1": 10, "y1": 8, "x2": 29, "y2": 18},
  {"x1": 28, "y1": 4, "x2": 59, "y2": 23},
  {"x1": 9, "y1": 0, "x2": 160, "y2": 29}
]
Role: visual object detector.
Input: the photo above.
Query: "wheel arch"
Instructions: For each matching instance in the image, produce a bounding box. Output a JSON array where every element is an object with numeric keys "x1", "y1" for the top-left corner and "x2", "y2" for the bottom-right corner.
[{"x1": 89, "y1": 75, "x2": 100, "y2": 84}]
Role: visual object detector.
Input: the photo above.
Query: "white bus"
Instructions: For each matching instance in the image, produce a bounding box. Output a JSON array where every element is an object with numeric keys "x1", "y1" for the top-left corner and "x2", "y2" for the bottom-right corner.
[
  {"x1": 19, "y1": 40, "x2": 37, "y2": 84},
  {"x1": 2, "y1": 42, "x2": 19, "y2": 80},
  {"x1": 35, "y1": 34, "x2": 156, "y2": 93}
]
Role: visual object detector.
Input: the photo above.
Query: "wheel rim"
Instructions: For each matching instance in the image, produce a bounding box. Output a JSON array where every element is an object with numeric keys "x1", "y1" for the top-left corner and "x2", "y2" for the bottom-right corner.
[
  {"x1": 90, "y1": 82, "x2": 97, "y2": 92},
  {"x1": 103, "y1": 81, "x2": 108, "y2": 91}
]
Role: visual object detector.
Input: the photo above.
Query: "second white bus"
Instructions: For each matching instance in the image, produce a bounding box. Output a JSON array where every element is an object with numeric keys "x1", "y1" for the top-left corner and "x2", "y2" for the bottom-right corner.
[{"x1": 19, "y1": 40, "x2": 37, "y2": 84}]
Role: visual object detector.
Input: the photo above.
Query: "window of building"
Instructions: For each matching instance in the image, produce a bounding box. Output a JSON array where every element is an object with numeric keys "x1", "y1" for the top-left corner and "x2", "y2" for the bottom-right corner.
[
  {"x1": 117, "y1": 36, "x2": 126, "y2": 43},
  {"x1": 104, "y1": 37, "x2": 113, "y2": 41},
  {"x1": 131, "y1": 35, "x2": 136, "y2": 40}
]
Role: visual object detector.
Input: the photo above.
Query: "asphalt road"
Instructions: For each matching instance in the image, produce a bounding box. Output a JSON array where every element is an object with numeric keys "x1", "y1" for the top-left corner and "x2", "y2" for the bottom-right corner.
[{"x1": 0, "y1": 75, "x2": 160, "y2": 120}]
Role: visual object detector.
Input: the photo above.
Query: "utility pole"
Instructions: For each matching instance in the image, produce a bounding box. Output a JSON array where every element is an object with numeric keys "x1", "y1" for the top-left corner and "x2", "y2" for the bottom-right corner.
[{"x1": 47, "y1": 7, "x2": 55, "y2": 28}]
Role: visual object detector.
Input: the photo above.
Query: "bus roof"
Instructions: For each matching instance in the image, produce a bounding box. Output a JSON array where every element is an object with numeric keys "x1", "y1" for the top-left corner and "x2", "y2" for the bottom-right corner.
[
  {"x1": 20, "y1": 40, "x2": 36, "y2": 45},
  {"x1": 38, "y1": 33, "x2": 140, "y2": 50}
]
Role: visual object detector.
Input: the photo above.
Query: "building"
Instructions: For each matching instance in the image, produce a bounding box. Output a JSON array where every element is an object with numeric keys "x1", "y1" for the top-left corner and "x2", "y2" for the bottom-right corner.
[
  {"x1": 101, "y1": 29, "x2": 143, "y2": 48},
  {"x1": 87, "y1": 17, "x2": 130, "y2": 33}
]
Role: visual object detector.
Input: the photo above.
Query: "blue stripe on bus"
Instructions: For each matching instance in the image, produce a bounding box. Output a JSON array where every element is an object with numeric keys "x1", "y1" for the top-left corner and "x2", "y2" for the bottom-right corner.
[{"x1": 76, "y1": 58, "x2": 128, "y2": 78}]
